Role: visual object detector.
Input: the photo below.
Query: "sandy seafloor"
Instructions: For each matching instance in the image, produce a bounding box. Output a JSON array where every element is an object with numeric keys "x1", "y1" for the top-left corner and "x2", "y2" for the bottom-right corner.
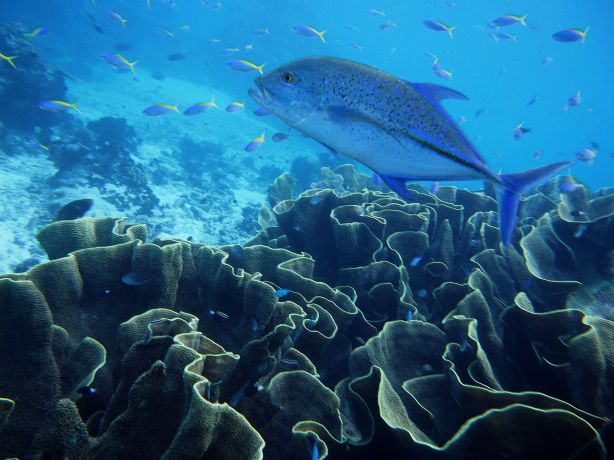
[{"x1": 0, "y1": 66, "x2": 321, "y2": 273}]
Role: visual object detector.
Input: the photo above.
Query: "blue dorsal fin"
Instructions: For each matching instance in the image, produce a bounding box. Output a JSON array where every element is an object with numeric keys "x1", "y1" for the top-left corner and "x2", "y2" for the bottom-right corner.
[{"x1": 412, "y1": 82, "x2": 469, "y2": 103}]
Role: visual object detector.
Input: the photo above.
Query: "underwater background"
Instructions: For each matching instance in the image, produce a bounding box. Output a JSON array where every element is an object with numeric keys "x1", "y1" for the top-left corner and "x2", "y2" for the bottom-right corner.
[{"x1": 0, "y1": 0, "x2": 613, "y2": 459}]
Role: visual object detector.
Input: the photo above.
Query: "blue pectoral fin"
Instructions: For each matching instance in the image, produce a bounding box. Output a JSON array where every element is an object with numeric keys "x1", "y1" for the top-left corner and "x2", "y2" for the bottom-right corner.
[
  {"x1": 412, "y1": 82, "x2": 469, "y2": 102},
  {"x1": 498, "y1": 161, "x2": 571, "y2": 246},
  {"x1": 380, "y1": 174, "x2": 414, "y2": 200}
]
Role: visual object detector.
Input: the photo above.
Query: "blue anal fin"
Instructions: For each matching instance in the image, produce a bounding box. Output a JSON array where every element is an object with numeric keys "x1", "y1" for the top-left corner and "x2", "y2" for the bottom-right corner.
[
  {"x1": 498, "y1": 161, "x2": 571, "y2": 246},
  {"x1": 380, "y1": 174, "x2": 414, "y2": 200}
]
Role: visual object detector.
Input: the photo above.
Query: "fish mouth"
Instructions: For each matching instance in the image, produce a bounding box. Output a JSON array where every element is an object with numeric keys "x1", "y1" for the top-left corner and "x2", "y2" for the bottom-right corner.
[{"x1": 249, "y1": 77, "x2": 272, "y2": 106}]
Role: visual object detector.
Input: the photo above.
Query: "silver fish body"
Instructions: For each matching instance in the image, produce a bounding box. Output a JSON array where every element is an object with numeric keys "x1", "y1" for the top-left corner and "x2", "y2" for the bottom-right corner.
[
  {"x1": 251, "y1": 57, "x2": 498, "y2": 184},
  {"x1": 250, "y1": 56, "x2": 570, "y2": 245}
]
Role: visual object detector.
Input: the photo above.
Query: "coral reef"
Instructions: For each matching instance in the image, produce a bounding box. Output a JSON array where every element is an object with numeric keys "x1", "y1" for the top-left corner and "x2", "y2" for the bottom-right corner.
[
  {"x1": 0, "y1": 22, "x2": 68, "y2": 131},
  {"x1": 0, "y1": 165, "x2": 613, "y2": 459},
  {"x1": 44, "y1": 116, "x2": 159, "y2": 216}
]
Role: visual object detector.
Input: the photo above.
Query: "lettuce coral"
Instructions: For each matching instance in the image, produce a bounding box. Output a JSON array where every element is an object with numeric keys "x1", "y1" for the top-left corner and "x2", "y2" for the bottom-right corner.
[{"x1": 1, "y1": 165, "x2": 613, "y2": 459}]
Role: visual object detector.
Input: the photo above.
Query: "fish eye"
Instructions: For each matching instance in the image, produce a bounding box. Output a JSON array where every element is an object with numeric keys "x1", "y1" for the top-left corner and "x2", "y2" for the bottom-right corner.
[{"x1": 281, "y1": 72, "x2": 295, "y2": 84}]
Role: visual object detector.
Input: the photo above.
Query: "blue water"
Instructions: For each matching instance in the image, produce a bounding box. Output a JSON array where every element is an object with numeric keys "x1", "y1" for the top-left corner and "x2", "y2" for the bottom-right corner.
[
  {"x1": 2, "y1": 3, "x2": 614, "y2": 458},
  {"x1": 3, "y1": 0, "x2": 613, "y2": 189}
]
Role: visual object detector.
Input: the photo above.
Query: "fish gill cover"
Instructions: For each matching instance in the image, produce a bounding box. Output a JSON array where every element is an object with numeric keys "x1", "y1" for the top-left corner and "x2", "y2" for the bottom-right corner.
[{"x1": 0, "y1": 1, "x2": 613, "y2": 459}]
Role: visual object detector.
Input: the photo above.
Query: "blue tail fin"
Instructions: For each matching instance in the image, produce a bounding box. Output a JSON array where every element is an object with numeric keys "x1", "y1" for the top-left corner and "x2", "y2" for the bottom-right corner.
[{"x1": 498, "y1": 161, "x2": 571, "y2": 246}]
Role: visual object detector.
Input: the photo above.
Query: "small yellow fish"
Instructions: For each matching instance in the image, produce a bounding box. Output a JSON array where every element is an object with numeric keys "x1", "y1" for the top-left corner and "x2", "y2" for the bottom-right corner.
[{"x1": 0, "y1": 52, "x2": 17, "y2": 68}]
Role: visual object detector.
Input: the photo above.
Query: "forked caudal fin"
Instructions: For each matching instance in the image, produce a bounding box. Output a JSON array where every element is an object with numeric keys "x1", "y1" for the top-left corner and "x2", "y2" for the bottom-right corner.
[{"x1": 498, "y1": 161, "x2": 571, "y2": 246}]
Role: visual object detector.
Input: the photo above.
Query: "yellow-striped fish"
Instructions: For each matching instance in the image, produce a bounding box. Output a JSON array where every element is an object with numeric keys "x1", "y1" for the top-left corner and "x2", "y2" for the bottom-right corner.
[
  {"x1": 0, "y1": 52, "x2": 17, "y2": 68},
  {"x1": 39, "y1": 100, "x2": 80, "y2": 112},
  {"x1": 244, "y1": 131, "x2": 265, "y2": 152}
]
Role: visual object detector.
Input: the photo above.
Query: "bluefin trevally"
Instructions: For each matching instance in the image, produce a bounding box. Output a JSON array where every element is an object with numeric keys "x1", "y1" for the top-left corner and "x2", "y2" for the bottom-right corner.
[{"x1": 248, "y1": 57, "x2": 570, "y2": 246}]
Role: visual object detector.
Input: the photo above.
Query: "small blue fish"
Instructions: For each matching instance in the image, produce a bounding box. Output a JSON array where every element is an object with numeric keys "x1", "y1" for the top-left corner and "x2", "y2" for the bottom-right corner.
[
  {"x1": 280, "y1": 358, "x2": 299, "y2": 366},
  {"x1": 406, "y1": 309, "x2": 414, "y2": 321},
  {"x1": 307, "y1": 434, "x2": 319, "y2": 460},
  {"x1": 274, "y1": 288, "x2": 290, "y2": 297},
  {"x1": 253, "y1": 27, "x2": 270, "y2": 36},
  {"x1": 226, "y1": 101, "x2": 244, "y2": 112},
  {"x1": 489, "y1": 14, "x2": 527, "y2": 28},
  {"x1": 560, "y1": 176, "x2": 581, "y2": 193},
  {"x1": 143, "y1": 103, "x2": 179, "y2": 116},
  {"x1": 226, "y1": 59, "x2": 265, "y2": 74},
  {"x1": 527, "y1": 95, "x2": 539, "y2": 106},
  {"x1": 100, "y1": 53, "x2": 138, "y2": 75},
  {"x1": 355, "y1": 336, "x2": 366, "y2": 345},
  {"x1": 122, "y1": 272, "x2": 150, "y2": 286},
  {"x1": 245, "y1": 131, "x2": 266, "y2": 152},
  {"x1": 574, "y1": 224, "x2": 588, "y2": 238},
  {"x1": 77, "y1": 385, "x2": 96, "y2": 395},
  {"x1": 379, "y1": 20, "x2": 397, "y2": 31},
  {"x1": 108, "y1": 10, "x2": 127, "y2": 28},
  {"x1": 417, "y1": 289, "x2": 428, "y2": 298},
  {"x1": 253, "y1": 106, "x2": 271, "y2": 116},
  {"x1": 24, "y1": 27, "x2": 49, "y2": 39},
  {"x1": 567, "y1": 91, "x2": 582, "y2": 108},
  {"x1": 292, "y1": 24, "x2": 327, "y2": 42},
  {"x1": 576, "y1": 146, "x2": 597, "y2": 164},
  {"x1": 410, "y1": 256, "x2": 423, "y2": 267},
  {"x1": 428, "y1": 54, "x2": 453, "y2": 79},
  {"x1": 24, "y1": 141, "x2": 50, "y2": 153},
  {"x1": 475, "y1": 107, "x2": 486, "y2": 117},
  {"x1": 39, "y1": 100, "x2": 80, "y2": 113},
  {"x1": 513, "y1": 122, "x2": 531, "y2": 140},
  {"x1": 208, "y1": 310, "x2": 230, "y2": 321},
  {"x1": 460, "y1": 339, "x2": 472, "y2": 353},
  {"x1": 184, "y1": 98, "x2": 217, "y2": 115},
  {"x1": 495, "y1": 32, "x2": 518, "y2": 42},
  {"x1": 423, "y1": 20, "x2": 456, "y2": 38},
  {"x1": 272, "y1": 132, "x2": 289, "y2": 142},
  {"x1": 552, "y1": 27, "x2": 589, "y2": 43}
]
